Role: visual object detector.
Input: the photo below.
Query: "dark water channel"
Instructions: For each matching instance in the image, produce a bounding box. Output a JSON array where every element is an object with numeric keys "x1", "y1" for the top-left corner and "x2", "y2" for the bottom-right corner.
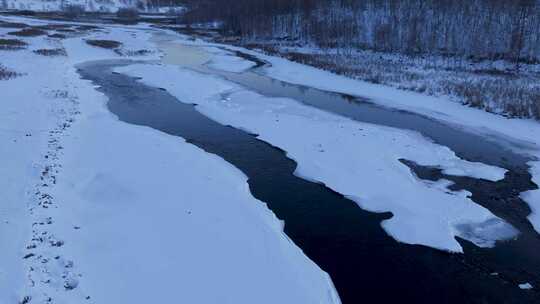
[{"x1": 78, "y1": 59, "x2": 539, "y2": 304}]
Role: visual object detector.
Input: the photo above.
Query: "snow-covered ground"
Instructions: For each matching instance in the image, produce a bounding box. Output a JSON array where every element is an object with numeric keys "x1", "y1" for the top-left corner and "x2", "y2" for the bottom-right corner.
[
  {"x1": 0, "y1": 16, "x2": 340, "y2": 304},
  {"x1": 2, "y1": 13, "x2": 540, "y2": 303}
]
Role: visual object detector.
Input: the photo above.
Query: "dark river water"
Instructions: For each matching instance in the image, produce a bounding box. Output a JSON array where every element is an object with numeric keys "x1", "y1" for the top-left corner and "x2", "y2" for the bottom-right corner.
[{"x1": 78, "y1": 59, "x2": 540, "y2": 304}]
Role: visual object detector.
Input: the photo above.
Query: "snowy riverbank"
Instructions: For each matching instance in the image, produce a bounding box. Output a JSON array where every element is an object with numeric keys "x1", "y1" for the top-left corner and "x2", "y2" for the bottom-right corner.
[{"x1": 0, "y1": 16, "x2": 340, "y2": 304}]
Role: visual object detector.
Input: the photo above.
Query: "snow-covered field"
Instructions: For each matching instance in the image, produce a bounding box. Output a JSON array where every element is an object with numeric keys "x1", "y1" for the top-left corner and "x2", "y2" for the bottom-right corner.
[{"x1": 0, "y1": 16, "x2": 340, "y2": 304}]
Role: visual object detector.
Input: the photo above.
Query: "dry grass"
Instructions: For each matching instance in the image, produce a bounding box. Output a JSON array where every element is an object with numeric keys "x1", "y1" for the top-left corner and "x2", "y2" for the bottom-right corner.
[
  {"x1": 8, "y1": 28, "x2": 48, "y2": 37},
  {"x1": 246, "y1": 43, "x2": 540, "y2": 120},
  {"x1": 444, "y1": 77, "x2": 540, "y2": 119},
  {"x1": 116, "y1": 7, "x2": 139, "y2": 20},
  {"x1": 33, "y1": 48, "x2": 67, "y2": 57},
  {"x1": 0, "y1": 64, "x2": 19, "y2": 80},
  {"x1": 85, "y1": 39, "x2": 122, "y2": 49},
  {"x1": 174, "y1": 27, "x2": 220, "y2": 39},
  {"x1": 0, "y1": 38, "x2": 28, "y2": 50},
  {"x1": 118, "y1": 49, "x2": 152, "y2": 56}
]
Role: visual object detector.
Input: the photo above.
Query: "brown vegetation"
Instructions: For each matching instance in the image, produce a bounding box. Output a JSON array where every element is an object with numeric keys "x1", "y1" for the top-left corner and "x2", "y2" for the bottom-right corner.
[
  {"x1": 8, "y1": 28, "x2": 48, "y2": 37},
  {"x1": 33, "y1": 48, "x2": 67, "y2": 57},
  {"x1": 76, "y1": 25, "x2": 100, "y2": 31},
  {"x1": 0, "y1": 38, "x2": 28, "y2": 50},
  {"x1": 85, "y1": 39, "x2": 122, "y2": 49},
  {"x1": 250, "y1": 45, "x2": 540, "y2": 119},
  {"x1": 118, "y1": 49, "x2": 152, "y2": 56},
  {"x1": 0, "y1": 64, "x2": 19, "y2": 80},
  {"x1": 116, "y1": 7, "x2": 139, "y2": 20}
]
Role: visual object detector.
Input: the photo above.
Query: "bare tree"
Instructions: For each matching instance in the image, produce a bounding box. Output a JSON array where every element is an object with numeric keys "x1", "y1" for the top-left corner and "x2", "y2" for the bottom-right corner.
[{"x1": 182, "y1": 0, "x2": 540, "y2": 64}]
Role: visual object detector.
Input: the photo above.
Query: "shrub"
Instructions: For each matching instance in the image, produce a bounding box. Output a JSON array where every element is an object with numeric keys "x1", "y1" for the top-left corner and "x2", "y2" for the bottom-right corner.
[
  {"x1": 85, "y1": 39, "x2": 122, "y2": 49},
  {"x1": 0, "y1": 64, "x2": 19, "y2": 80},
  {"x1": 62, "y1": 4, "x2": 85, "y2": 18},
  {"x1": 17, "y1": 10, "x2": 36, "y2": 16},
  {"x1": 116, "y1": 7, "x2": 139, "y2": 20},
  {"x1": 76, "y1": 25, "x2": 100, "y2": 31},
  {"x1": 33, "y1": 48, "x2": 67, "y2": 56},
  {"x1": 0, "y1": 38, "x2": 28, "y2": 50},
  {"x1": 118, "y1": 49, "x2": 152, "y2": 56},
  {"x1": 8, "y1": 28, "x2": 48, "y2": 37}
]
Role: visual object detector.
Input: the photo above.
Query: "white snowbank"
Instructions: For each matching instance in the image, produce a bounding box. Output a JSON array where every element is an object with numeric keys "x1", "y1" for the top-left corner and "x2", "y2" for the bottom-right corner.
[{"x1": 116, "y1": 62, "x2": 516, "y2": 252}]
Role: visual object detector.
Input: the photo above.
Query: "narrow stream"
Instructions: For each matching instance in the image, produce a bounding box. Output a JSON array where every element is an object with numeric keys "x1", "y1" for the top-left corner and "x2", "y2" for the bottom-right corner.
[{"x1": 78, "y1": 59, "x2": 539, "y2": 303}]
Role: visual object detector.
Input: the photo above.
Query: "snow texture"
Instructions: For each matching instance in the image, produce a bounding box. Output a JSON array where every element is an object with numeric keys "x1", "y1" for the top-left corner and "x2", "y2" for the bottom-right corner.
[{"x1": 0, "y1": 16, "x2": 340, "y2": 304}]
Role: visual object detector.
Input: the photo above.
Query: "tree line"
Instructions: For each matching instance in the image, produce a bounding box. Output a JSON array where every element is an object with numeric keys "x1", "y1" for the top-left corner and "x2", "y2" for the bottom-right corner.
[{"x1": 182, "y1": 0, "x2": 540, "y2": 64}]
